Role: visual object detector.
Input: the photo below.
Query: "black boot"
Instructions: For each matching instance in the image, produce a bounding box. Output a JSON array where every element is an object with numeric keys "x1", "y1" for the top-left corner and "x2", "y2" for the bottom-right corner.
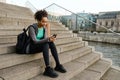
[
  {"x1": 55, "y1": 64, "x2": 67, "y2": 73},
  {"x1": 43, "y1": 66, "x2": 58, "y2": 78}
]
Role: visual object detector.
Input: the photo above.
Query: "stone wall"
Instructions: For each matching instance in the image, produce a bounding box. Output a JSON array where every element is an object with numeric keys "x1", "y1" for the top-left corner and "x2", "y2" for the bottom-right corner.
[{"x1": 78, "y1": 32, "x2": 120, "y2": 44}]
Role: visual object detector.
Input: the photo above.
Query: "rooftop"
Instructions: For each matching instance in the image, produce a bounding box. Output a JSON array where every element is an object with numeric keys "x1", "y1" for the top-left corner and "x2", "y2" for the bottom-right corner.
[{"x1": 98, "y1": 11, "x2": 120, "y2": 19}]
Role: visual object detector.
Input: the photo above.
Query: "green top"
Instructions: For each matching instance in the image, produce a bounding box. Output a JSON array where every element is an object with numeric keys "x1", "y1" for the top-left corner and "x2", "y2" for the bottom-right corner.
[{"x1": 36, "y1": 27, "x2": 44, "y2": 40}]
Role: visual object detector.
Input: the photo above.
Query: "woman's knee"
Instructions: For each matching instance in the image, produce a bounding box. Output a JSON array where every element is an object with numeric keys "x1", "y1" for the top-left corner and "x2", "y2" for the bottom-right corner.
[
  {"x1": 42, "y1": 42, "x2": 49, "y2": 48},
  {"x1": 49, "y1": 42, "x2": 57, "y2": 49},
  {"x1": 49, "y1": 42, "x2": 55, "y2": 46}
]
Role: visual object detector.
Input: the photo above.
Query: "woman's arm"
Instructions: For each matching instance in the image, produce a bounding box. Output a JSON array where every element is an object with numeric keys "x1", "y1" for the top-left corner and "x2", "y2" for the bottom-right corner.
[
  {"x1": 46, "y1": 22, "x2": 51, "y2": 37},
  {"x1": 46, "y1": 22, "x2": 56, "y2": 42},
  {"x1": 29, "y1": 26, "x2": 49, "y2": 44}
]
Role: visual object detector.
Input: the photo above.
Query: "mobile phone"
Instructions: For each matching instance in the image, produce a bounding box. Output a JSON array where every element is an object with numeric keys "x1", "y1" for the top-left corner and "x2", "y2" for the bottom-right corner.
[{"x1": 52, "y1": 34, "x2": 57, "y2": 38}]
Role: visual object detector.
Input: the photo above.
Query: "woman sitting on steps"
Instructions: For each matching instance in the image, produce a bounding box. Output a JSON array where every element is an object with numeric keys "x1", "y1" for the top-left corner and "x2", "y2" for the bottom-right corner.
[{"x1": 27, "y1": 10, "x2": 67, "y2": 78}]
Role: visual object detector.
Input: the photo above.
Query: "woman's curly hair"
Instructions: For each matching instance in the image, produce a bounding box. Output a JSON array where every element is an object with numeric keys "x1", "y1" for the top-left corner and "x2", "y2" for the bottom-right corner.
[{"x1": 34, "y1": 10, "x2": 48, "y2": 21}]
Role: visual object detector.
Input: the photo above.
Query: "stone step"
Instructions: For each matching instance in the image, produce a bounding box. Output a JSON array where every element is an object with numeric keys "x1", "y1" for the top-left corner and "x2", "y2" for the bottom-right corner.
[
  {"x1": 0, "y1": 25, "x2": 66, "y2": 31},
  {"x1": 0, "y1": 6, "x2": 32, "y2": 14},
  {"x1": 0, "y1": 52, "x2": 100, "y2": 80},
  {"x1": 100, "y1": 66, "x2": 120, "y2": 80},
  {"x1": 0, "y1": 16, "x2": 34, "y2": 22},
  {"x1": 0, "y1": 25, "x2": 68, "y2": 31},
  {"x1": 0, "y1": 17, "x2": 35, "y2": 26},
  {"x1": 0, "y1": 33, "x2": 78, "y2": 44},
  {"x1": 50, "y1": 23, "x2": 65, "y2": 28},
  {"x1": 0, "y1": 22, "x2": 67, "y2": 29},
  {"x1": 0, "y1": 43, "x2": 15, "y2": 54},
  {"x1": 55, "y1": 33, "x2": 77, "y2": 38},
  {"x1": 0, "y1": 44, "x2": 88, "y2": 70},
  {"x1": 0, "y1": 24, "x2": 64, "y2": 31},
  {"x1": 55, "y1": 37, "x2": 82, "y2": 45},
  {"x1": 0, "y1": 8, "x2": 33, "y2": 16},
  {"x1": 0, "y1": 17, "x2": 65, "y2": 27},
  {"x1": 50, "y1": 21, "x2": 63, "y2": 25},
  {"x1": 70, "y1": 59, "x2": 112, "y2": 80},
  {"x1": 0, "y1": 26, "x2": 68, "y2": 31},
  {"x1": 0, "y1": 13, "x2": 34, "y2": 20},
  {"x1": 0, "y1": 29, "x2": 72, "y2": 36},
  {"x1": 0, "y1": 25, "x2": 25, "y2": 29},
  {"x1": 0, "y1": 36, "x2": 17, "y2": 44},
  {"x1": 0, "y1": 2, "x2": 33, "y2": 16},
  {"x1": 0, "y1": 2, "x2": 32, "y2": 11},
  {"x1": 58, "y1": 46, "x2": 92, "y2": 65},
  {"x1": 29, "y1": 53, "x2": 101, "y2": 80},
  {"x1": 0, "y1": 38, "x2": 84, "y2": 55},
  {"x1": 0, "y1": 24, "x2": 65, "y2": 32},
  {"x1": 0, "y1": 60, "x2": 42, "y2": 80},
  {"x1": 57, "y1": 41, "x2": 85, "y2": 53},
  {"x1": 51, "y1": 30, "x2": 72, "y2": 34},
  {"x1": 0, "y1": 11, "x2": 33, "y2": 19},
  {"x1": 0, "y1": 21, "x2": 34, "y2": 27},
  {"x1": 0, "y1": 34, "x2": 79, "y2": 44},
  {"x1": 0, "y1": 5, "x2": 33, "y2": 16}
]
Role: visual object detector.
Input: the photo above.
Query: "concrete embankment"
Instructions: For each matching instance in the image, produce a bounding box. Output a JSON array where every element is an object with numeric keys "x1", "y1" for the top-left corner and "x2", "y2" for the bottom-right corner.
[{"x1": 77, "y1": 32, "x2": 120, "y2": 44}]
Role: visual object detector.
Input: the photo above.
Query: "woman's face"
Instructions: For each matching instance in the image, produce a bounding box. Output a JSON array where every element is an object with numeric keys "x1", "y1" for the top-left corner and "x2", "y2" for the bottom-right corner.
[{"x1": 38, "y1": 17, "x2": 48, "y2": 27}]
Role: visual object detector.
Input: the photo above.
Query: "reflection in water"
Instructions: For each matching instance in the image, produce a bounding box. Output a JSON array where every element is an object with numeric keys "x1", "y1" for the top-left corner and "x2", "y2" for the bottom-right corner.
[{"x1": 88, "y1": 41, "x2": 120, "y2": 67}]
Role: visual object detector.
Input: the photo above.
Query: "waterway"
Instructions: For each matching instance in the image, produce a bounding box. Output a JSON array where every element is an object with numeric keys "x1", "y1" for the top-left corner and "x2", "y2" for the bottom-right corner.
[{"x1": 88, "y1": 41, "x2": 120, "y2": 67}]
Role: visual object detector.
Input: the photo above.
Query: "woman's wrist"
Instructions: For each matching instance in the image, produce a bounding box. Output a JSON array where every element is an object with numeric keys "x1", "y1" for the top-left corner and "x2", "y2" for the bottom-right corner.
[{"x1": 48, "y1": 37, "x2": 51, "y2": 42}]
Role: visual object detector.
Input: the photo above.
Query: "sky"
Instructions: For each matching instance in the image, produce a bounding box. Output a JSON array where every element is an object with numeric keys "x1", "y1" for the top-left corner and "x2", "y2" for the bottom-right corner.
[{"x1": 6, "y1": 0, "x2": 120, "y2": 14}]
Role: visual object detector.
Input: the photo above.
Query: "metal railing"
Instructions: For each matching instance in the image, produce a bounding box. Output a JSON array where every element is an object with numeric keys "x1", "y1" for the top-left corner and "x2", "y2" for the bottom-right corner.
[
  {"x1": 25, "y1": 1, "x2": 120, "y2": 36},
  {"x1": 25, "y1": 1, "x2": 37, "y2": 13},
  {"x1": 43, "y1": 3, "x2": 120, "y2": 36}
]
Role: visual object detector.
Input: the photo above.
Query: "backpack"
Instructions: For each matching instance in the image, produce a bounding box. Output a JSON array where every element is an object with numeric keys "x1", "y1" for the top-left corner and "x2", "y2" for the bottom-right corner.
[
  {"x1": 16, "y1": 26, "x2": 31, "y2": 54},
  {"x1": 16, "y1": 24, "x2": 38, "y2": 54}
]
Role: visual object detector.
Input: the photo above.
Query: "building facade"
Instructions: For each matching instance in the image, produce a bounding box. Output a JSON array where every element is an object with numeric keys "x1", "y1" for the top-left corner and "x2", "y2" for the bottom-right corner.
[
  {"x1": 60, "y1": 13, "x2": 97, "y2": 31},
  {"x1": 71, "y1": 13, "x2": 97, "y2": 31},
  {"x1": 96, "y1": 11, "x2": 120, "y2": 32}
]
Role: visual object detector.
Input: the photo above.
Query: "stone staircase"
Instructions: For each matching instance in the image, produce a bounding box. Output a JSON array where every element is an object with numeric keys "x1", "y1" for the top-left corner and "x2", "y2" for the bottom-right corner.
[{"x1": 0, "y1": 2, "x2": 120, "y2": 80}]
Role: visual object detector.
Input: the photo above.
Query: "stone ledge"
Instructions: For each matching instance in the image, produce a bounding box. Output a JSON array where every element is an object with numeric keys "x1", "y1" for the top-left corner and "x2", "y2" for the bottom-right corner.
[{"x1": 100, "y1": 67, "x2": 120, "y2": 80}]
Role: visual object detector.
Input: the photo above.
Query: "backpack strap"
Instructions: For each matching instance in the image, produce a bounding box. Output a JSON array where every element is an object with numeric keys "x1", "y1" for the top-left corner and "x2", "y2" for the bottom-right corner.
[
  {"x1": 31, "y1": 23, "x2": 38, "y2": 35},
  {"x1": 23, "y1": 25, "x2": 32, "y2": 32},
  {"x1": 24, "y1": 23, "x2": 38, "y2": 35}
]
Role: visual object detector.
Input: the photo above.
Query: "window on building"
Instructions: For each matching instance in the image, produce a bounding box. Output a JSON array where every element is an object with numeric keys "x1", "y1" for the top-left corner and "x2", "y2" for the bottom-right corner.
[
  {"x1": 105, "y1": 21, "x2": 108, "y2": 26},
  {"x1": 117, "y1": 22, "x2": 119, "y2": 26},
  {"x1": 111, "y1": 21, "x2": 114, "y2": 26},
  {"x1": 99, "y1": 22, "x2": 102, "y2": 25}
]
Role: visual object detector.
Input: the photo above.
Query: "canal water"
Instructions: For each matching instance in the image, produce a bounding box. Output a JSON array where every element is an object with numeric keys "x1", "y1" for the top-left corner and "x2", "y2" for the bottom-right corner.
[{"x1": 88, "y1": 41, "x2": 120, "y2": 67}]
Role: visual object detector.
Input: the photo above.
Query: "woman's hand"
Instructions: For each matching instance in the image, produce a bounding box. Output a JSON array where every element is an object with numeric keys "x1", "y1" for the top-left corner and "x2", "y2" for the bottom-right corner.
[
  {"x1": 46, "y1": 22, "x2": 50, "y2": 28},
  {"x1": 49, "y1": 36, "x2": 56, "y2": 42}
]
